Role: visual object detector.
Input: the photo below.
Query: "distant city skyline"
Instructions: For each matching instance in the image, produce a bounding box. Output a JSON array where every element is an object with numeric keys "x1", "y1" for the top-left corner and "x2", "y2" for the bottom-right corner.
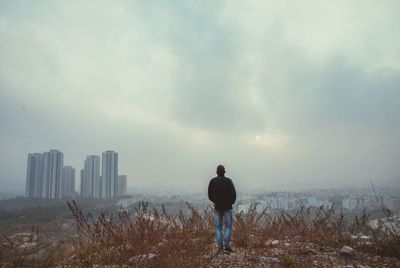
[
  {"x1": 19, "y1": 147, "x2": 400, "y2": 194},
  {"x1": 1, "y1": 1, "x2": 400, "y2": 193},
  {"x1": 26, "y1": 149, "x2": 128, "y2": 199}
]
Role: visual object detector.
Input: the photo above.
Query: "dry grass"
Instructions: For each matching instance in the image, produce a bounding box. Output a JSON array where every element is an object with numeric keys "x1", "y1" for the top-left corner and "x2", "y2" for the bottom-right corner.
[
  {"x1": 0, "y1": 227, "x2": 63, "y2": 268},
  {"x1": 237, "y1": 204, "x2": 400, "y2": 257},
  {"x1": 68, "y1": 201, "x2": 399, "y2": 266},
  {"x1": 1, "y1": 201, "x2": 399, "y2": 267},
  {"x1": 68, "y1": 200, "x2": 216, "y2": 267},
  {"x1": 234, "y1": 204, "x2": 371, "y2": 248}
]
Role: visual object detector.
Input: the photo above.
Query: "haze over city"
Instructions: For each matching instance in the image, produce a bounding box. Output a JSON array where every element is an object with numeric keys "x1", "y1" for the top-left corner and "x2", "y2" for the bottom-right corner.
[{"x1": 1, "y1": 1, "x2": 399, "y2": 194}]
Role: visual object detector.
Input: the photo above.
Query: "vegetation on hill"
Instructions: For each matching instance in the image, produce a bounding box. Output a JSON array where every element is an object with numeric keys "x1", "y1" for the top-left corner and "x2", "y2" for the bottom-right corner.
[{"x1": 0, "y1": 201, "x2": 399, "y2": 267}]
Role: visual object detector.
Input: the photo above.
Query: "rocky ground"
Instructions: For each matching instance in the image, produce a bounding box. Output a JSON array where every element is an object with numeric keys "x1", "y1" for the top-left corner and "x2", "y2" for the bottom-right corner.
[
  {"x1": 60, "y1": 240, "x2": 400, "y2": 267},
  {"x1": 0, "y1": 219, "x2": 77, "y2": 266},
  {"x1": 2, "y1": 211, "x2": 400, "y2": 267},
  {"x1": 3, "y1": 233, "x2": 400, "y2": 267},
  {"x1": 208, "y1": 240, "x2": 400, "y2": 268}
]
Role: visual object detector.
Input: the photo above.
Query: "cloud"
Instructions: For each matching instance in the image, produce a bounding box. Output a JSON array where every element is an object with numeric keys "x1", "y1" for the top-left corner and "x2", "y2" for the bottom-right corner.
[{"x1": 0, "y1": 1, "x2": 399, "y2": 192}]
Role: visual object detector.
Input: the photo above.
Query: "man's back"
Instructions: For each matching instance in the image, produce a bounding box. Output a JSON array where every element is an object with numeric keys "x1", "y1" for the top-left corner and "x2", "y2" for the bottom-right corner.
[
  {"x1": 208, "y1": 176, "x2": 236, "y2": 210},
  {"x1": 208, "y1": 165, "x2": 236, "y2": 254}
]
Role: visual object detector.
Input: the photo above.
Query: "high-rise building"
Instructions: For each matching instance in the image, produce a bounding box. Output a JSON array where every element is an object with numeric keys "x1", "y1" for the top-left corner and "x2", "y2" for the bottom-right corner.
[
  {"x1": 25, "y1": 150, "x2": 64, "y2": 199},
  {"x1": 82, "y1": 155, "x2": 101, "y2": 198},
  {"x1": 62, "y1": 166, "x2": 75, "y2": 197},
  {"x1": 26, "y1": 150, "x2": 64, "y2": 199},
  {"x1": 99, "y1": 175, "x2": 102, "y2": 194},
  {"x1": 25, "y1": 157, "x2": 34, "y2": 197},
  {"x1": 80, "y1": 169, "x2": 85, "y2": 197},
  {"x1": 33, "y1": 154, "x2": 44, "y2": 198},
  {"x1": 117, "y1": 175, "x2": 127, "y2": 196},
  {"x1": 42, "y1": 150, "x2": 64, "y2": 199},
  {"x1": 101, "y1": 151, "x2": 118, "y2": 199},
  {"x1": 25, "y1": 153, "x2": 43, "y2": 198}
]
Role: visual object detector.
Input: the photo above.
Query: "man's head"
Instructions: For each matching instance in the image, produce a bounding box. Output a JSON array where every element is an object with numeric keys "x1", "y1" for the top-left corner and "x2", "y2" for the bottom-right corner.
[{"x1": 216, "y1": 165, "x2": 225, "y2": 176}]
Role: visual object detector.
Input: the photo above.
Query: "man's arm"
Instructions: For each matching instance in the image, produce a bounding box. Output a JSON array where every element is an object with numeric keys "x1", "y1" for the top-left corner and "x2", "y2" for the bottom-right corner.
[
  {"x1": 230, "y1": 180, "x2": 236, "y2": 205},
  {"x1": 208, "y1": 179, "x2": 214, "y2": 203}
]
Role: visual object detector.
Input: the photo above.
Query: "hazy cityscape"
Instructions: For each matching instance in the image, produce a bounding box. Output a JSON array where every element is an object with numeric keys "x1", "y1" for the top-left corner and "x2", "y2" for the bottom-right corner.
[
  {"x1": 25, "y1": 149, "x2": 127, "y2": 199},
  {"x1": 18, "y1": 148, "x2": 400, "y2": 215},
  {"x1": 19, "y1": 146, "x2": 400, "y2": 215},
  {"x1": 0, "y1": 153, "x2": 398, "y2": 266}
]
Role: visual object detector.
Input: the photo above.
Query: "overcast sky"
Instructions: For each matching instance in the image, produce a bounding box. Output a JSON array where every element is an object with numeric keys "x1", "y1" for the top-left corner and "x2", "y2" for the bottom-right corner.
[{"x1": 0, "y1": 0, "x2": 399, "y2": 193}]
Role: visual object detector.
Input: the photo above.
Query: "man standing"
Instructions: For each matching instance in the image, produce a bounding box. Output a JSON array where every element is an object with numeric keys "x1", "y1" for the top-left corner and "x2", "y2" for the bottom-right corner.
[{"x1": 208, "y1": 165, "x2": 236, "y2": 254}]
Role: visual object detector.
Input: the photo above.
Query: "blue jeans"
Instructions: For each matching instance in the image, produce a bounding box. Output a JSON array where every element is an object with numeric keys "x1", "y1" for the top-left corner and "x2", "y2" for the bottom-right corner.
[{"x1": 215, "y1": 209, "x2": 233, "y2": 247}]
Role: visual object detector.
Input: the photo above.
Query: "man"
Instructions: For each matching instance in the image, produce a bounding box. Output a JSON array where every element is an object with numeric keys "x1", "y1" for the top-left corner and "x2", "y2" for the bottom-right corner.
[{"x1": 208, "y1": 165, "x2": 237, "y2": 254}]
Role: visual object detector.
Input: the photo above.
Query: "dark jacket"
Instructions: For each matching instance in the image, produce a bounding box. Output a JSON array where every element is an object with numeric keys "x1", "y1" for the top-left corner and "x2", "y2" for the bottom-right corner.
[{"x1": 208, "y1": 176, "x2": 236, "y2": 210}]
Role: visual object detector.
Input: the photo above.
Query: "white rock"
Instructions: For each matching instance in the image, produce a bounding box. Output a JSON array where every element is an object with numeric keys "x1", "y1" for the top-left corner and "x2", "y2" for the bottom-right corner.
[
  {"x1": 267, "y1": 257, "x2": 280, "y2": 264},
  {"x1": 271, "y1": 240, "x2": 279, "y2": 246},
  {"x1": 128, "y1": 253, "x2": 158, "y2": 266},
  {"x1": 340, "y1": 246, "x2": 355, "y2": 256},
  {"x1": 19, "y1": 242, "x2": 37, "y2": 249},
  {"x1": 61, "y1": 223, "x2": 70, "y2": 230}
]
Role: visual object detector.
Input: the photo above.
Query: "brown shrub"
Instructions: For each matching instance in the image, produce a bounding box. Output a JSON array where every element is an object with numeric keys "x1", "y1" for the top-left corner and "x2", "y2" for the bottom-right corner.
[
  {"x1": 0, "y1": 228, "x2": 63, "y2": 268},
  {"x1": 1, "y1": 201, "x2": 399, "y2": 267},
  {"x1": 234, "y1": 203, "x2": 399, "y2": 258},
  {"x1": 68, "y1": 200, "x2": 215, "y2": 267}
]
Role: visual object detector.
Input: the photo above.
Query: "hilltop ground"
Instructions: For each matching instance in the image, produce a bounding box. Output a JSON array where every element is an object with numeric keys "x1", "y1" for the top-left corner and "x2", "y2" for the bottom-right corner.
[{"x1": 1, "y1": 201, "x2": 399, "y2": 267}]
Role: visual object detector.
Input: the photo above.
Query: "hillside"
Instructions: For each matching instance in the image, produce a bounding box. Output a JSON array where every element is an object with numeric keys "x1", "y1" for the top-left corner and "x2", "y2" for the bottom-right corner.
[{"x1": 1, "y1": 201, "x2": 399, "y2": 267}]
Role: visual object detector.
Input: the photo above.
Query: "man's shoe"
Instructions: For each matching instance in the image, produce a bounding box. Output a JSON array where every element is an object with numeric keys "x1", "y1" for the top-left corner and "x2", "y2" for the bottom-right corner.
[
  {"x1": 223, "y1": 246, "x2": 234, "y2": 254},
  {"x1": 216, "y1": 245, "x2": 223, "y2": 256}
]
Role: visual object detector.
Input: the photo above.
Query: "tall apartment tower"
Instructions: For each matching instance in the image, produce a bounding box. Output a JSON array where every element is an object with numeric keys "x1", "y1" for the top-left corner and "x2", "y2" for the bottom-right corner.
[
  {"x1": 82, "y1": 155, "x2": 101, "y2": 198},
  {"x1": 62, "y1": 166, "x2": 75, "y2": 196},
  {"x1": 42, "y1": 150, "x2": 64, "y2": 199},
  {"x1": 25, "y1": 153, "x2": 44, "y2": 198},
  {"x1": 101, "y1": 151, "x2": 118, "y2": 199},
  {"x1": 80, "y1": 169, "x2": 85, "y2": 197},
  {"x1": 117, "y1": 175, "x2": 127, "y2": 196}
]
